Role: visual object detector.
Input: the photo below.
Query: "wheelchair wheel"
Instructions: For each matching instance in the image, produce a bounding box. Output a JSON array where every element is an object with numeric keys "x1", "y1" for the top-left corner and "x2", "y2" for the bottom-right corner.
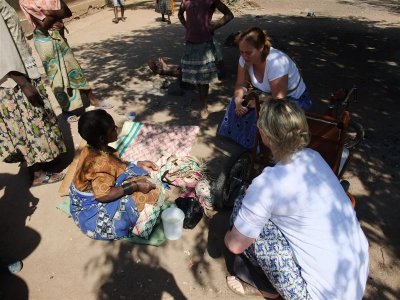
[
  {"x1": 213, "y1": 151, "x2": 253, "y2": 209},
  {"x1": 344, "y1": 120, "x2": 364, "y2": 149}
]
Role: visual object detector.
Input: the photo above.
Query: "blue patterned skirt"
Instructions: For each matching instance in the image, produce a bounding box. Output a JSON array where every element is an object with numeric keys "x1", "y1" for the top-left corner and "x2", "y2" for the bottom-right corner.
[
  {"x1": 69, "y1": 163, "x2": 148, "y2": 240},
  {"x1": 230, "y1": 196, "x2": 311, "y2": 299}
]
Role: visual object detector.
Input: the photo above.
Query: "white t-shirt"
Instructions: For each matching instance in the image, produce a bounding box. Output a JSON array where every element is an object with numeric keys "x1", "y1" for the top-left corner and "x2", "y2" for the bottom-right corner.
[
  {"x1": 239, "y1": 47, "x2": 306, "y2": 99},
  {"x1": 234, "y1": 148, "x2": 369, "y2": 300}
]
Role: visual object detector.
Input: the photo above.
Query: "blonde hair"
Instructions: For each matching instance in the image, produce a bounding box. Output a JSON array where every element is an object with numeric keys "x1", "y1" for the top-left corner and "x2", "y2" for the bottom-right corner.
[
  {"x1": 257, "y1": 99, "x2": 310, "y2": 163},
  {"x1": 236, "y1": 27, "x2": 272, "y2": 61}
]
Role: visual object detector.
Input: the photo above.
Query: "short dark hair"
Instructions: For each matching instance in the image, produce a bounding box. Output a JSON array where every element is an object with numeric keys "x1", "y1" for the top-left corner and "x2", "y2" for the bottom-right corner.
[{"x1": 78, "y1": 109, "x2": 114, "y2": 148}]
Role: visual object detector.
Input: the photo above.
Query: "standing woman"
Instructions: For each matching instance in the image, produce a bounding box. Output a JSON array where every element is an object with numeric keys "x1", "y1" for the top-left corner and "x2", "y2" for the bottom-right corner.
[
  {"x1": 178, "y1": 0, "x2": 233, "y2": 119},
  {"x1": 0, "y1": 0, "x2": 66, "y2": 187},
  {"x1": 219, "y1": 27, "x2": 312, "y2": 149},
  {"x1": 19, "y1": 0, "x2": 111, "y2": 116}
]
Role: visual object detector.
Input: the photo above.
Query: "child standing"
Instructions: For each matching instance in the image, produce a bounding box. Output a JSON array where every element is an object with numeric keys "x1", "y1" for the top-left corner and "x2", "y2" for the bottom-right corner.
[
  {"x1": 155, "y1": 0, "x2": 174, "y2": 24},
  {"x1": 178, "y1": 0, "x2": 233, "y2": 119},
  {"x1": 112, "y1": 0, "x2": 126, "y2": 23}
]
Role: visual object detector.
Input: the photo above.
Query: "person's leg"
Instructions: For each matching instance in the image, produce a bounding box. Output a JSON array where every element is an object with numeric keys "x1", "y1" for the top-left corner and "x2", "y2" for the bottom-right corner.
[
  {"x1": 161, "y1": 13, "x2": 165, "y2": 21},
  {"x1": 167, "y1": 13, "x2": 171, "y2": 24},
  {"x1": 120, "y1": 5, "x2": 126, "y2": 20},
  {"x1": 113, "y1": 7, "x2": 119, "y2": 23},
  {"x1": 199, "y1": 84, "x2": 209, "y2": 119}
]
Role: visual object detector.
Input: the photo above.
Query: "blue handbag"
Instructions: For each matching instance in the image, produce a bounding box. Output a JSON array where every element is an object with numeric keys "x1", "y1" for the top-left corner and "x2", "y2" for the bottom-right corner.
[{"x1": 218, "y1": 98, "x2": 257, "y2": 150}]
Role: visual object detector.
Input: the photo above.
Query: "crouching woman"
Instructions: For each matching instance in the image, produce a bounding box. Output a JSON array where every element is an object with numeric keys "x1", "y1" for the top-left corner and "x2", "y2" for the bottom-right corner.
[
  {"x1": 224, "y1": 99, "x2": 369, "y2": 299},
  {"x1": 70, "y1": 110, "x2": 159, "y2": 240}
]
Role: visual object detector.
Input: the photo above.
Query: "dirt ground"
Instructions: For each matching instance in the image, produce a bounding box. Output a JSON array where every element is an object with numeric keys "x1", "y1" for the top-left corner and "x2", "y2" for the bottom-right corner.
[{"x1": 1, "y1": 0, "x2": 399, "y2": 299}]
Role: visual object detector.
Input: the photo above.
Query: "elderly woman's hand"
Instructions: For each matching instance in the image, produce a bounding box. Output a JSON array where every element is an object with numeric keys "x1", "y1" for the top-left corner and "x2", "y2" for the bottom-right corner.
[
  {"x1": 137, "y1": 160, "x2": 159, "y2": 173},
  {"x1": 135, "y1": 178, "x2": 156, "y2": 194}
]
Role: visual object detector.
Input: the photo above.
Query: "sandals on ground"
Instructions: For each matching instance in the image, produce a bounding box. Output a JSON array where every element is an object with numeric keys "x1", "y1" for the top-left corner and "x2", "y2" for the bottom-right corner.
[
  {"x1": 112, "y1": 18, "x2": 119, "y2": 23},
  {"x1": 66, "y1": 114, "x2": 79, "y2": 123},
  {"x1": 226, "y1": 276, "x2": 280, "y2": 299},
  {"x1": 31, "y1": 172, "x2": 65, "y2": 187}
]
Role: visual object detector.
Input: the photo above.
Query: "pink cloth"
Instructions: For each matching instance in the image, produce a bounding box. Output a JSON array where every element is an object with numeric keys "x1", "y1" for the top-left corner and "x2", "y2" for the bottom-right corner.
[
  {"x1": 19, "y1": 0, "x2": 60, "y2": 28},
  {"x1": 181, "y1": 0, "x2": 216, "y2": 43},
  {"x1": 121, "y1": 123, "x2": 199, "y2": 166}
]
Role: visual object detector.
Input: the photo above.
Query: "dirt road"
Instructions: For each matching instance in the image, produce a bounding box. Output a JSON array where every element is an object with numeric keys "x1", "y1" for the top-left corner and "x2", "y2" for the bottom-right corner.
[{"x1": 0, "y1": 0, "x2": 399, "y2": 299}]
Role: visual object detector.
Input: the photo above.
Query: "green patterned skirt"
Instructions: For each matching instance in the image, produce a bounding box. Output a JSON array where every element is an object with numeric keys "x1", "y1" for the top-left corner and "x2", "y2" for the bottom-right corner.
[
  {"x1": 0, "y1": 79, "x2": 66, "y2": 167},
  {"x1": 181, "y1": 40, "x2": 221, "y2": 85},
  {"x1": 33, "y1": 28, "x2": 90, "y2": 112}
]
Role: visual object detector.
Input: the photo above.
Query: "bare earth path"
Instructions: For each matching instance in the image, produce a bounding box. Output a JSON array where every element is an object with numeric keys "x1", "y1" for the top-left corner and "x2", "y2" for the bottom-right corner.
[{"x1": 0, "y1": 1, "x2": 399, "y2": 299}]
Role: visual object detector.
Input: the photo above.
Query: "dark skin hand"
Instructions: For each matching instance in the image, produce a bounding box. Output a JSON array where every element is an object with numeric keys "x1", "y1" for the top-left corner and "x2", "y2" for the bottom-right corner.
[
  {"x1": 178, "y1": 0, "x2": 234, "y2": 30},
  {"x1": 96, "y1": 178, "x2": 156, "y2": 203},
  {"x1": 32, "y1": 0, "x2": 71, "y2": 31},
  {"x1": 96, "y1": 160, "x2": 158, "y2": 203},
  {"x1": 8, "y1": 72, "x2": 44, "y2": 107}
]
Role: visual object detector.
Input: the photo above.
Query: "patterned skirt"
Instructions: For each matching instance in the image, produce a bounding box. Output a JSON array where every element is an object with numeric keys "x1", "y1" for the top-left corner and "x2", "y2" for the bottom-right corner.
[
  {"x1": 33, "y1": 28, "x2": 91, "y2": 112},
  {"x1": 0, "y1": 79, "x2": 66, "y2": 167},
  {"x1": 230, "y1": 196, "x2": 311, "y2": 299},
  {"x1": 181, "y1": 41, "x2": 221, "y2": 85},
  {"x1": 155, "y1": 0, "x2": 174, "y2": 15},
  {"x1": 70, "y1": 163, "x2": 149, "y2": 240}
]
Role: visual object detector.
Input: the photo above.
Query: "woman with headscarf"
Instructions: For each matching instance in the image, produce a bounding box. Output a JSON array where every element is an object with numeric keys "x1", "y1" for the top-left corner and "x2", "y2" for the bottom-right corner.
[{"x1": 0, "y1": 0, "x2": 66, "y2": 186}]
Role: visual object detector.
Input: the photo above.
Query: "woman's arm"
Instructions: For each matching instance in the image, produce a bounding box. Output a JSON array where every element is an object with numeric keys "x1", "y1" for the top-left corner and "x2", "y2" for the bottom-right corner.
[
  {"x1": 210, "y1": 0, "x2": 234, "y2": 32},
  {"x1": 178, "y1": 2, "x2": 186, "y2": 27},
  {"x1": 269, "y1": 75, "x2": 289, "y2": 99},
  {"x1": 224, "y1": 225, "x2": 255, "y2": 254},
  {"x1": 96, "y1": 178, "x2": 156, "y2": 203},
  {"x1": 8, "y1": 72, "x2": 44, "y2": 107},
  {"x1": 233, "y1": 64, "x2": 250, "y2": 116}
]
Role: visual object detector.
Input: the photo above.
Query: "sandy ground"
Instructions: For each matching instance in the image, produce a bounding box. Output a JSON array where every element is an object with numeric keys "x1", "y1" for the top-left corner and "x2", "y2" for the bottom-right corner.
[{"x1": 1, "y1": 0, "x2": 400, "y2": 299}]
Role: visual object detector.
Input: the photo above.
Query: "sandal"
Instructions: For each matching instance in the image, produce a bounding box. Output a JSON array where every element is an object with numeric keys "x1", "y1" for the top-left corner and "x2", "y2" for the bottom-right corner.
[
  {"x1": 226, "y1": 276, "x2": 263, "y2": 297},
  {"x1": 66, "y1": 114, "x2": 79, "y2": 123},
  {"x1": 120, "y1": 17, "x2": 127, "y2": 22},
  {"x1": 31, "y1": 172, "x2": 65, "y2": 187},
  {"x1": 112, "y1": 18, "x2": 119, "y2": 23}
]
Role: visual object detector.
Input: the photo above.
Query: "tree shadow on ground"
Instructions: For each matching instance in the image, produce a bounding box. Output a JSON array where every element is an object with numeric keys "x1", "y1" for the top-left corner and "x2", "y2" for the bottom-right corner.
[
  {"x1": 338, "y1": 0, "x2": 400, "y2": 15},
  {"x1": 73, "y1": 13, "x2": 399, "y2": 299}
]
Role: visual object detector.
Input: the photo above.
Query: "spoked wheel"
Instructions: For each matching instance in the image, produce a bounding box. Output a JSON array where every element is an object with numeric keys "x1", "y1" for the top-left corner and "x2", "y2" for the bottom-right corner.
[
  {"x1": 213, "y1": 151, "x2": 253, "y2": 209},
  {"x1": 344, "y1": 120, "x2": 364, "y2": 149}
]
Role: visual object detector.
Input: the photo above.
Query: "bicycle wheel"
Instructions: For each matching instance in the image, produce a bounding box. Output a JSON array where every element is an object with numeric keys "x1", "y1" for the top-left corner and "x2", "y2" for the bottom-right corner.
[
  {"x1": 344, "y1": 120, "x2": 364, "y2": 149},
  {"x1": 224, "y1": 152, "x2": 253, "y2": 208}
]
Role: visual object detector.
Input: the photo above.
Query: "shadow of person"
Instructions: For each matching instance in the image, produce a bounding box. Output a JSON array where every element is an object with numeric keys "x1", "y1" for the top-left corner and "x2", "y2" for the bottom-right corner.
[
  {"x1": 0, "y1": 272, "x2": 29, "y2": 300},
  {"x1": 0, "y1": 168, "x2": 41, "y2": 298},
  {"x1": 92, "y1": 243, "x2": 188, "y2": 300}
]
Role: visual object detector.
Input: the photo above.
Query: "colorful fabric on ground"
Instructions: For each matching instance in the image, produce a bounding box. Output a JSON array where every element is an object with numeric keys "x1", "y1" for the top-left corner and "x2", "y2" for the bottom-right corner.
[
  {"x1": 69, "y1": 163, "x2": 148, "y2": 240},
  {"x1": 33, "y1": 28, "x2": 90, "y2": 112},
  {"x1": 0, "y1": 78, "x2": 66, "y2": 166},
  {"x1": 230, "y1": 196, "x2": 311, "y2": 299},
  {"x1": 114, "y1": 121, "x2": 199, "y2": 166}
]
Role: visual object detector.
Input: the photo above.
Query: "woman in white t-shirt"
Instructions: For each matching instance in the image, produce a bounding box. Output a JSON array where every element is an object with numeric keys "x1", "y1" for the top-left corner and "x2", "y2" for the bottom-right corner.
[
  {"x1": 224, "y1": 99, "x2": 369, "y2": 299},
  {"x1": 218, "y1": 27, "x2": 312, "y2": 149}
]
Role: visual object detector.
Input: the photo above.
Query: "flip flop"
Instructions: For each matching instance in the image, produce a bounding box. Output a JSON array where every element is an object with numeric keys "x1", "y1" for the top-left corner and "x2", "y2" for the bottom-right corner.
[
  {"x1": 226, "y1": 276, "x2": 263, "y2": 297},
  {"x1": 112, "y1": 18, "x2": 119, "y2": 23},
  {"x1": 66, "y1": 115, "x2": 79, "y2": 123},
  {"x1": 120, "y1": 17, "x2": 127, "y2": 22},
  {"x1": 31, "y1": 172, "x2": 65, "y2": 187},
  {"x1": 90, "y1": 101, "x2": 113, "y2": 110}
]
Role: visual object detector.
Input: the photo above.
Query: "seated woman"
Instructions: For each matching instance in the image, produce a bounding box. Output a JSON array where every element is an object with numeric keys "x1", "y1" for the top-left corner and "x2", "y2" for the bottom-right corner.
[
  {"x1": 69, "y1": 110, "x2": 159, "y2": 240},
  {"x1": 224, "y1": 99, "x2": 369, "y2": 299},
  {"x1": 219, "y1": 27, "x2": 312, "y2": 149}
]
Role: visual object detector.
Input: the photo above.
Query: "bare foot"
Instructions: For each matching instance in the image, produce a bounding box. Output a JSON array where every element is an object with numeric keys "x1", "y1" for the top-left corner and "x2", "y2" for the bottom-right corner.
[
  {"x1": 200, "y1": 107, "x2": 210, "y2": 119},
  {"x1": 158, "y1": 58, "x2": 168, "y2": 74},
  {"x1": 147, "y1": 59, "x2": 161, "y2": 75}
]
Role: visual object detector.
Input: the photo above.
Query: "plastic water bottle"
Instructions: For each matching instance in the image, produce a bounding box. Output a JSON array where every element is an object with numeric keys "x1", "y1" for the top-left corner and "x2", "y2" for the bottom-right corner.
[
  {"x1": 128, "y1": 112, "x2": 136, "y2": 121},
  {"x1": 8, "y1": 261, "x2": 23, "y2": 273}
]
